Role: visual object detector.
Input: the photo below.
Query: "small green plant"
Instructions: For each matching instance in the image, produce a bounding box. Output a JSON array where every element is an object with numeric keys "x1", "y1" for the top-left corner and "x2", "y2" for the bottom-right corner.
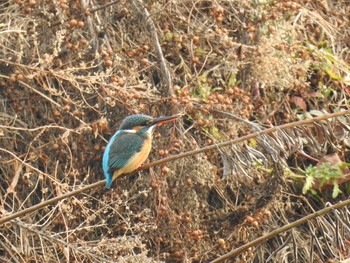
[{"x1": 302, "y1": 162, "x2": 350, "y2": 198}]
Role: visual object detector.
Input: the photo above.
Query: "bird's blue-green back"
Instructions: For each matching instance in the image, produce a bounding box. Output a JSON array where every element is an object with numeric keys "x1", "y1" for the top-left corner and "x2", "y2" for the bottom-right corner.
[
  {"x1": 103, "y1": 130, "x2": 148, "y2": 188},
  {"x1": 107, "y1": 132, "x2": 146, "y2": 172}
]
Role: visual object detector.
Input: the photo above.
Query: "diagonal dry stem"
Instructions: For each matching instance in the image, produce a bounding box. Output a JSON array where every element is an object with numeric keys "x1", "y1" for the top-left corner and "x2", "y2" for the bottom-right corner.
[{"x1": 0, "y1": 110, "x2": 349, "y2": 226}]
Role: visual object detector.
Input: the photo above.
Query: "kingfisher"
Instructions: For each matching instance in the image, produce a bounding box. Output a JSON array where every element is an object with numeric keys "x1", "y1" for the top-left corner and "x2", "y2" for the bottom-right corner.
[{"x1": 102, "y1": 114, "x2": 178, "y2": 188}]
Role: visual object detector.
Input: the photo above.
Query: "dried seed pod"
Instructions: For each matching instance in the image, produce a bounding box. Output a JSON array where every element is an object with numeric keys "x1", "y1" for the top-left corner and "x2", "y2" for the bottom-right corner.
[
  {"x1": 245, "y1": 216, "x2": 254, "y2": 224},
  {"x1": 69, "y1": 19, "x2": 78, "y2": 27},
  {"x1": 9, "y1": 74, "x2": 17, "y2": 83},
  {"x1": 150, "y1": 181, "x2": 159, "y2": 190},
  {"x1": 217, "y1": 238, "x2": 226, "y2": 248},
  {"x1": 77, "y1": 21, "x2": 85, "y2": 28},
  {"x1": 192, "y1": 36, "x2": 199, "y2": 44},
  {"x1": 161, "y1": 165, "x2": 170, "y2": 174},
  {"x1": 104, "y1": 60, "x2": 113, "y2": 67}
]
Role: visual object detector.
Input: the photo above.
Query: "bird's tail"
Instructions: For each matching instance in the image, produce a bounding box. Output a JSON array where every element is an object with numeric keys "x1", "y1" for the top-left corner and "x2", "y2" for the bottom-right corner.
[{"x1": 105, "y1": 173, "x2": 113, "y2": 188}]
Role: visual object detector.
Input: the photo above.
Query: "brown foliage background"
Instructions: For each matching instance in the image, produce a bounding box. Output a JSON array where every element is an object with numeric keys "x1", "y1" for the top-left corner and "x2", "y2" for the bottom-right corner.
[{"x1": 1, "y1": 0, "x2": 350, "y2": 262}]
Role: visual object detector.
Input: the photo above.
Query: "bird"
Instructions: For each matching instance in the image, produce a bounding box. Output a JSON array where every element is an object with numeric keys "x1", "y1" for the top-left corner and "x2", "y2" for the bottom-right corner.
[{"x1": 102, "y1": 114, "x2": 178, "y2": 188}]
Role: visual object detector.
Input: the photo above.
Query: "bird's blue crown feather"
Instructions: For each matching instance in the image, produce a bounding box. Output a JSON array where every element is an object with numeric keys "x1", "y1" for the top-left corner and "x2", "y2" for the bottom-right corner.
[{"x1": 119, "y1": 114, "x2": 153, "y2": 130}]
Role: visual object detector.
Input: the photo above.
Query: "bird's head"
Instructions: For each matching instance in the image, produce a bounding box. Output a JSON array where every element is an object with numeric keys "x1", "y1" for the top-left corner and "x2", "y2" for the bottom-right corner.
[{"x1": 119, "y1": 114, "x2": 177, "y2": 133}]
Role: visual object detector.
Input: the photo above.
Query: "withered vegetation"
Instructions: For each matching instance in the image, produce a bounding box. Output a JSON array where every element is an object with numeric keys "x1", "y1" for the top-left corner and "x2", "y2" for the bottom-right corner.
[{"x1": 1, "y1": 0, "x2": 350, "y2": 262}]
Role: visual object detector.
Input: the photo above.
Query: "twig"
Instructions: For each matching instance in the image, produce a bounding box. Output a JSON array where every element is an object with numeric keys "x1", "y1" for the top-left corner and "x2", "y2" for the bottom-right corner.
[
  {"x1": 81, "y1": 0, "x2": 99, "y2": 53},
  {"x1": 0, "y1": 181, "x2": 103, "y2": 225},
  {"x1": 205, "y1": 106, "x2": 263, "y2": 131},
  {"x1": 132, "y1": 0, "x2": 173, "y2": 96},
  {"x1": 50, "y1": 0, "x2": 120, "y2": 28},
  {"x1": 13, "y1": 221, "x2": 113, "y2": 262},
  {"x1": 89, "y1": 0, "x2": 120, "y2": 12},
  {"x1": 140, "y1": 110, "x2": 350, "y2": 170},
  {"x1": 17, "y1": 80, "x2": 107, "y2": 142},
  {"x1": 211, "y1": 199, "x2": 350, "y2": 263},
  {"x1": 0, "y1": 124, "x2": 76, "y2": 132},
  {"x1": 0, "y1": 148, "x2": 61, "y2": 184},
  {"x1": 0, "y1": 110, "x2": 349, "y2": 225}
]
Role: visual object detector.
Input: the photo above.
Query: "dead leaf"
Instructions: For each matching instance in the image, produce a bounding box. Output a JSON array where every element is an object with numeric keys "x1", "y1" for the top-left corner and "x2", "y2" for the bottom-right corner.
[
  {"x1": 314, "y1": 153, "x2": 350, "y2": 190},
  {"x1": 290, "y1": 96, "x2": 307, "y2": 111},
  {"x1": 61, "y1": 130, "x2": 70, "y2": 144},
  {"x1": 317, "y1": 152, "x2": 342, "y2": 167}
]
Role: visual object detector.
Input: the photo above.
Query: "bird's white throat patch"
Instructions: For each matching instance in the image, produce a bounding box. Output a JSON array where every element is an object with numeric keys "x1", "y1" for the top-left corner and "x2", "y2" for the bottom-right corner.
[
  {"x1": 127, "y1": 125, "x2": 156, "y2": 134},
  {"x1": 147, "y1": 125, "x2": 156, "y2": 134}
]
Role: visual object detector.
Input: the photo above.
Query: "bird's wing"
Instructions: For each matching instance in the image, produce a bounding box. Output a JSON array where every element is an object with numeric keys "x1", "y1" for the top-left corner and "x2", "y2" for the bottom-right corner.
[{"x1": 107, "y1": 133, "x2": 144, "y2": 173}]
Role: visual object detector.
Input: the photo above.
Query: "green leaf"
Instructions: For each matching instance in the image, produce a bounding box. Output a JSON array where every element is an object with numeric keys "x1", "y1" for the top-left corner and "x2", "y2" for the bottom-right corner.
[
  {"x1": 332, "y1": 182, "x2": 342, "y2": 198},
  {"x1": 248, "y1": 139, "x2": 257, "y2": 147},
  {"x1": 210, "y1": 126, "x2": 222, "y2": 140},
  {"x1": 194, "y1": 47, "x2": 207, "y2": 56},
  {"x1": 228, "y1": 71, "x2": 237, "y2": 86},
  {"x1": 322, "y1": 87, "x2": 334, "y2": 98},
  {"x1": 302, "y1": 175, "x2": 314, "y2": 194},
  {"x1": 308, "y1": 110, "x2": 325, "y2": 117},
  {"x1": 310, "y1": 189, "x2": 317, "y2": 195},
  {"x1": 163, "y1": 32, "x2": 173, "y2": 40},
  {"x1": 339, "y1": 162, "x2": 350, "y2": 168}
]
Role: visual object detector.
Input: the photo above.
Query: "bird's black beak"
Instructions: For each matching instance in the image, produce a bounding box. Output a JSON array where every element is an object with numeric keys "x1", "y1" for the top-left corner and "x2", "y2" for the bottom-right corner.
[{"x1": 150, "y1": 115, "x2": 178, "y2": 126}]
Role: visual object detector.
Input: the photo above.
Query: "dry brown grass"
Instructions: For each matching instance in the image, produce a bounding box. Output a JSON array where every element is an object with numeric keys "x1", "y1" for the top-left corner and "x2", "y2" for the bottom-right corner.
[{"x1": 1, "y1": 0, "x2": 350, "y2": 262}]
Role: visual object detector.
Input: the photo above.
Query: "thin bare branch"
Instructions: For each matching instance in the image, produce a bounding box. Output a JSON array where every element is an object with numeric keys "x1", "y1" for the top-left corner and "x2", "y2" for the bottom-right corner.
[
  {"x1": 132, "y1": 0, "x2": 173, "y2": 96},
  {"x1": 211, "y1": 200, "x2": 350, "y2": 263},
  {"x1": 1, "y1": 109, "x2": 349, "y2": 226}
]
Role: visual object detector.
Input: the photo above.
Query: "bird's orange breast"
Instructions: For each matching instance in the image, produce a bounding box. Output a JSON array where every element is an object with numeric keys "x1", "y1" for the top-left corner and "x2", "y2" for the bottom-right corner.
[{"x1": 112, "y1": 135, "x2": 152, "y2": 179}]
